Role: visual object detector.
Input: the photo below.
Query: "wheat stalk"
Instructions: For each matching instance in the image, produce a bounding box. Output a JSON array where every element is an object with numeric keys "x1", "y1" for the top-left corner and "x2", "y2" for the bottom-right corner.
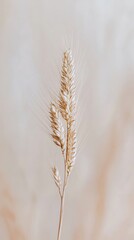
[{"x1": 49, "y1": 50, "x2": 76, "y2": 240}]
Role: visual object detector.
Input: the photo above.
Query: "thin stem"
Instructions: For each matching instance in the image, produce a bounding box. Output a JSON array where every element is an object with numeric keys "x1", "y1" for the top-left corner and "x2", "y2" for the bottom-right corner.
[
  {"x1": 57, "y1": 194, "x2": 65, "y2": 240},
  {"x1": 56, "y1": 121, "x2": 69, "y2": 240}
]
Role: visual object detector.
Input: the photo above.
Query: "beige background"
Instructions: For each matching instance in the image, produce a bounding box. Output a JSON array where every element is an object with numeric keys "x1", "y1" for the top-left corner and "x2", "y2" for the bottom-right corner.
[{"x1": 0, "y1": 0, "x2": 134, "y2": 239}]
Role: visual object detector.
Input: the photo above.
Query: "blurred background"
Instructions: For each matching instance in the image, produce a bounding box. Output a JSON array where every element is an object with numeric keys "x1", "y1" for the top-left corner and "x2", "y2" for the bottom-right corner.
[{"x1": 0, "y1": 0, "x2": 134, "y2": 239}]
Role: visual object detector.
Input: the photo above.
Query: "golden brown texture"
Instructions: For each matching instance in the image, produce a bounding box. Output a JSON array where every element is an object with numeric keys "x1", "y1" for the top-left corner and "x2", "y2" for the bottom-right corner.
[{"x1": 50, "y1": 50, "x2": 77, "y2": 240}]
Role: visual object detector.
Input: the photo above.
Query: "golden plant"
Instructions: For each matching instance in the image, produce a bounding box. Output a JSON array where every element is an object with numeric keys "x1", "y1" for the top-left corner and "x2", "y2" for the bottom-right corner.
[{"x1": 50, "y1": 50, "x2": 76, "y2": 240}]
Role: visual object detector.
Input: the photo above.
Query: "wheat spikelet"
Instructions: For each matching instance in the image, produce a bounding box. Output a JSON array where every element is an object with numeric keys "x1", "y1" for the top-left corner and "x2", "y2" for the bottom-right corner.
[
  {"x1": 59, "y1": 50, "x2": 76, "y2": 123},
  {"x1": 52, "y1": 166, "x2": 61, "y2": 195},
  {"x1": 50, "y1": 103, "x2": 65, "y2": 154},
  {"x1": 59, "y1": 50, "x2": 77, "y2": 176},
  {"x1": 50, "y1": 49, "x2": 77, "y2": 240},
  {"x1": 66, "y1": 128, "x2": 77, "y2": 176}
]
